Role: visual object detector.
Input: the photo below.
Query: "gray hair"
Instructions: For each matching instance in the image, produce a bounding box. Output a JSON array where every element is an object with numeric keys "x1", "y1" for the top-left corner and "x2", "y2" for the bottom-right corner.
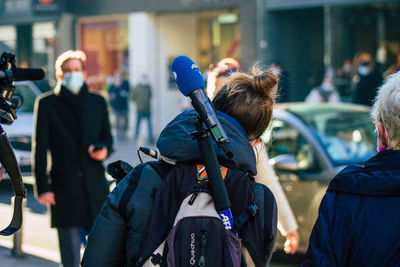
[{"x1": 371, "y1": 70, "x2": 400, "y2": 150}]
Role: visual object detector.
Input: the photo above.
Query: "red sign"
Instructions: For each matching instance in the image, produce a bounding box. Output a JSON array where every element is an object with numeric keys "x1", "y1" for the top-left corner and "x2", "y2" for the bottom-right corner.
[
  {"x1": 39, "y1": 0, "x2": 53, "y2": 5},
  {"x1": 34, "y1": 0, "x2": 58, "y2": 12}
]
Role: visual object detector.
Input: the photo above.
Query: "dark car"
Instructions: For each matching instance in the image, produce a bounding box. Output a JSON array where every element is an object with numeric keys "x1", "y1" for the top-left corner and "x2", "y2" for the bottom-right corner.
[{"x1": 263, "y1": 103, "x2": 377, "y2": 253}]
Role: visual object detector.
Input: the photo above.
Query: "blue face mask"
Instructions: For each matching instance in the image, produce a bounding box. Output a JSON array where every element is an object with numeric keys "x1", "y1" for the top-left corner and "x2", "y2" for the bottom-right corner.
[
  {"x1": 62, "y1": 72, "x2": 84, "y2": 93},
  {"x1": 321, "y1": 83, "x2": 334, "y2": 92},
  {"x1": 358, "y1": 66, "x2": 370, "y2": 76}
]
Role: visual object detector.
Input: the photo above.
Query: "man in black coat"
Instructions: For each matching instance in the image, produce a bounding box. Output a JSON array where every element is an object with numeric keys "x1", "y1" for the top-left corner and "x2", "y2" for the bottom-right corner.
[{"x1": 33, "y1": 50, "x2": 113, "y2": 267}]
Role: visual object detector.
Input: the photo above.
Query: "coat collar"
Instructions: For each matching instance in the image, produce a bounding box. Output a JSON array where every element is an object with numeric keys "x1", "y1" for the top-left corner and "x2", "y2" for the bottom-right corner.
[
  {"x1": 55, "y1": 82, "x2": 89, "y2": 98},
  {"x1": 328, "y1": 150, "x2": 400, "y2": 196},
  {"x1": 363, "y1": 150, "x2": 400, "y2": 171}
]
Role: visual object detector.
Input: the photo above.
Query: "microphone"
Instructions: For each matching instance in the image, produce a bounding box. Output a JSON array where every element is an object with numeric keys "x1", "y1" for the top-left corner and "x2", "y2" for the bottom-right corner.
[
  {"x1": 0, "y1": 68, "x2": 45, "y2": 81},
  {"x1": 171, "y1": 55, "x2": 235, "y2": 231},
  {"x1": 171, "y1": 56, "x2": 232, "y2": 158}
]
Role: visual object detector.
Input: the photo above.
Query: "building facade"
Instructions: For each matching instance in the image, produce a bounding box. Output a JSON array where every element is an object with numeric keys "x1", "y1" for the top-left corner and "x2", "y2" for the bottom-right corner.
[
  {"x1": 1, "y1": 0, "x2": 399, "y2": 135},
  {"x1": 263, "y1": 0, "x2": 400, "y2": 101}
]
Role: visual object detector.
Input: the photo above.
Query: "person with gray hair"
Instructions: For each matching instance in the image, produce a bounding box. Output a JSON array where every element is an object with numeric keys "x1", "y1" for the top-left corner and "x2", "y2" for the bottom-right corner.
[{"x1": 303, "y1": 71, "x2": 400, "y2": 266}]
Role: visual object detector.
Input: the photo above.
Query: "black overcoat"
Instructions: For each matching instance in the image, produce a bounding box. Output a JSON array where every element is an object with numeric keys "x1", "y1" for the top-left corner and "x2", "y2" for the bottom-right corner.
[{"x1": 33, "y1": 84, "x2": 113, "y2": 229}]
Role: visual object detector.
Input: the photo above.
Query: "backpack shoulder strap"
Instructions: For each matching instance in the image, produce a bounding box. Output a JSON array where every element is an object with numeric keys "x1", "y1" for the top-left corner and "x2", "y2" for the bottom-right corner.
[
  {"x1": 231, "y1": 182, "x2": 265, "y2": 233},
  {"x1": 117, "y1": 160, "x2": 174, "y2": 217},
  {"x1": 147, "y1": 160, "x2": 174, "y2": 179},
  {"x1": 118, "y1": 163, "x2": 147, "y2": 215},
  {"x1": 253, "y1": 183, "x2": 265, "y2": 227}
]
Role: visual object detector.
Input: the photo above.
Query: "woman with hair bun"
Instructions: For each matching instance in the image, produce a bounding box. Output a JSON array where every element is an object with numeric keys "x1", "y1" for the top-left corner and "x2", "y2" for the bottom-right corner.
[
  {"x1": 207, "y1": 57, "x2": 240, "y2": 99},
  {"x1": 213, "y1": 67, "x2": 277, "y2": 142},
  {"x1": 213, "y1": 66, "x2": 301, "y2": 255}
]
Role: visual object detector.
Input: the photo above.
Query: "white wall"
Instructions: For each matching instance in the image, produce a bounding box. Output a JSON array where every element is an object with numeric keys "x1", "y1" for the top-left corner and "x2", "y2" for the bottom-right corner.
[
  {"x1": 128, "y1": 12, "x2": 197, "y2": 138},
  {"x1": 58, "y1": 14, "x2": 74, "y2": 55}
]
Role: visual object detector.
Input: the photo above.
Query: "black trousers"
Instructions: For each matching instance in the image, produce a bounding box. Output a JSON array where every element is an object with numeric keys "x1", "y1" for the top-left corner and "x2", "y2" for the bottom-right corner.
[{"x1": 57, "y1": 227, "x2": 82, "y2": 267}]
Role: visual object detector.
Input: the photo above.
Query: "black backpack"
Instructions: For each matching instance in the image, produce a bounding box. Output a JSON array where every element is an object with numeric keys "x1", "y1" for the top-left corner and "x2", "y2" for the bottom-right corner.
[
  {"x1": 106, "y1": 160, "x2": 173, "y2": 259},
  {"x1": 108, "y1": 160, "x2": 268, "y2": 267}
]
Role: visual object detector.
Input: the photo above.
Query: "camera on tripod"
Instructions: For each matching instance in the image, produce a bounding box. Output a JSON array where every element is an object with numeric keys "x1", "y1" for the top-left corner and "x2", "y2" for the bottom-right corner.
[{"x1": 0, "y1": 52, "x2": 45, "y2": 236}]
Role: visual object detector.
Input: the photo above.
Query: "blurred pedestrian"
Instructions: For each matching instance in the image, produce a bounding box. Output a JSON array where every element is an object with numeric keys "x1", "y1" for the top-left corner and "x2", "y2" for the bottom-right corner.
[
  {"x1": 352, "y1": 52, "x2": 383, "y2": 106},
  {"x1": 305, "y1": 77, "x2": 341, "y2": 103},
  {"x1": 335, "y1": 59, "x2": 353, "y2": 101},
  {"x1": 384, "y1": 52, "x2": 400, "y2": 78},
  {"x1": 208, "y1": 58, "x2": 300, "y2": 254},
  {"x1": 269, "y1": 61, "x2": 290, "y2": 102},
  {"x1": 131, "y1": 74, "x2": 154, "y2": 144},
  {"x1": 108, "y1": 71, "x2": 130, "y2": 140},
  {"x1": 304, "y1": 71, "x2": 400, "y2": 266},
  {"x1": 336, "y1": 59, "x2": 353, "y2": 79},
  {"x1": 33, "y1": 50, "x2": 113, "y2": 267},
  {"x1": 206, "y1": 57, "x2": 240, "y2": 99}
]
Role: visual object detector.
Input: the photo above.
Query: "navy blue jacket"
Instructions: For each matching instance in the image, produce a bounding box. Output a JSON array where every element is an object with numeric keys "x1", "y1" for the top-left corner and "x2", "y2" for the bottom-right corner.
[
  {"x1": 108, "y1": 80, "x2": 130, "y2": 111},
  {"x1": 304, "y1": 150, "x2": 400, "y2": 266}
]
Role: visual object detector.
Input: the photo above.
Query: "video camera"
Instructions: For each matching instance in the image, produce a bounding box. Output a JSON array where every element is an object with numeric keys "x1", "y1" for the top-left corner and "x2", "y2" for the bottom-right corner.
[{"x1": 0, "y1": 52, "x2": 44, "y2": 236}]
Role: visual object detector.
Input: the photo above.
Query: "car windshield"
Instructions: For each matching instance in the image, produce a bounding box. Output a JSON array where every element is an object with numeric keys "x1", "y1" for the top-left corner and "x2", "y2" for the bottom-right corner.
[
  {"x1": 14, "y1": 83, "x2": 38, "y2": 113},
  {"x1": 289, "y1": 104, "x2": 377, "y2": 166}
]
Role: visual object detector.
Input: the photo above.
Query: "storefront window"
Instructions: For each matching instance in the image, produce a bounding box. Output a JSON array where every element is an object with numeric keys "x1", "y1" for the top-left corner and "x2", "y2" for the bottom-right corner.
[
  {"x1": 33, "y1": 22, "x2": 56, "y2": 87},
  {"x1": 79, "y1": 19, "x2": 129, "y2": 93},
  {"x1": 197, "y1": 10, "x2": 241, "y2": 71},
  {"x1": 0, "y1": 25, "x2": 16, "y2": 53}
]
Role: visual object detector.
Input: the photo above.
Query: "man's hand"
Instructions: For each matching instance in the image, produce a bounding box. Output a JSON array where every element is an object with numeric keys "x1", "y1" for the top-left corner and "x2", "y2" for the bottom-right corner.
[
  {"x1": 37, "y1": 192, "x2": 56, "y2": 205},
  {"x1": 284, "y1": 230, "x2": 300, "y2": 254},
  {"x1": 88, "y1": 145, "x2": 108, "y2": 161}
]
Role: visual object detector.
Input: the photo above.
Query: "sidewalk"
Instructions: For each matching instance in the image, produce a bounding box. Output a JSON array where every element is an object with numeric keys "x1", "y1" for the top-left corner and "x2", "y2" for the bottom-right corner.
[{"x1": 0, "y1": 245, "x2": 58, "y2": 267}]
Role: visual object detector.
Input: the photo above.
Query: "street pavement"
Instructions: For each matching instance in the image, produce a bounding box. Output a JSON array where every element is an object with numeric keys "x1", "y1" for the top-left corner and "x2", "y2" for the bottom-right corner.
[{"x1": 0, "y1": 131, "x2": 299, "y2": 266}]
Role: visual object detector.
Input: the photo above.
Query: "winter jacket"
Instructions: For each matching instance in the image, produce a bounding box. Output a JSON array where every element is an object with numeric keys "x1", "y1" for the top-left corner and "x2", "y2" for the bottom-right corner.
[
  {"x1": 82, "y1": 110, "x2": 277, "y2": 266},
  {"x1": 303, "y1": 150, "x2": 400, "y2": 266},
  {"x1": 108, "y1": 80, "x2": 130, "y2": 111},
  {"x1": 131, "y1": 83, "x2": 152, "y2": 113},
  {"x1": 33, "y1": 84, "x2": 113, "y2": 229}
]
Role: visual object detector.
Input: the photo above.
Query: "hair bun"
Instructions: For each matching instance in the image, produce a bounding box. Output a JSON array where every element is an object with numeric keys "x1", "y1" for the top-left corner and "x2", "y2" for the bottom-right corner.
[{"x1": 252, "y1": 69, "x2": 279, "y2": 98}]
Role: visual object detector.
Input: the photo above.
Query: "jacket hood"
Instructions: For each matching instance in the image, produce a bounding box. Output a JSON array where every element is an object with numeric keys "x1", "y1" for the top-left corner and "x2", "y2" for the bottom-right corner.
[
  {"x1": 156, "y1": 110, "x2": 257, "y2": 176},
  {"x1": 328, "y1": 150, "x2": 400, "y2": 196}
]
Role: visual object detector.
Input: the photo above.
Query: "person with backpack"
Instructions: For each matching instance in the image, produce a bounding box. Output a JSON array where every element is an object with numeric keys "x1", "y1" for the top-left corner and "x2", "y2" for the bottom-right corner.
[{"x1": 82, "y1": 66, "x2": 278, "y2": 266}]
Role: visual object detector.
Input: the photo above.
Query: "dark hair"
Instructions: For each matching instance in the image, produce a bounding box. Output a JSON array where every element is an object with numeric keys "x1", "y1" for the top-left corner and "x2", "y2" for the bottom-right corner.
[{"x1": 212, "y1": 66, "x2": 278, "y2": 139}]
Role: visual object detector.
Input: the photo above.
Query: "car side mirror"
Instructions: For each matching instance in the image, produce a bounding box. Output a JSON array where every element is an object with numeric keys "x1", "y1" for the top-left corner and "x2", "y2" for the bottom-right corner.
[{"x1": 269, "y1": 154, "x2": 300, "y2": 171}]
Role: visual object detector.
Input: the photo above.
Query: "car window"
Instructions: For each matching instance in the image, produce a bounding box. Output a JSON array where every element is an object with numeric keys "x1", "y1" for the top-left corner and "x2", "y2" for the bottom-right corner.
[
  {"x1": 294, "y1": 110, "x2": 376, "y2": 166},
  {"x1": 263, "y1": 119, "x2": 319, "y2": 172},
  {"x1": 14, "y1": 84, "x2": 37, "y2": 113}
]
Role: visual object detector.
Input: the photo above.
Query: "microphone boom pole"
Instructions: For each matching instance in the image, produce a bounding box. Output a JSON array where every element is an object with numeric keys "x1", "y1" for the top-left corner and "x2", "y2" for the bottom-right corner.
[{"x1": 171, "y1": 55, "x2": 235, "y2": 230}]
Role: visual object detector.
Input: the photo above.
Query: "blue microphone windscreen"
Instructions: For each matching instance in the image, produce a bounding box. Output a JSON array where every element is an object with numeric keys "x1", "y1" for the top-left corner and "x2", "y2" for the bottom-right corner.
[{"x1": 171, "y1": 56, "x2": 205, "y2": 96}]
